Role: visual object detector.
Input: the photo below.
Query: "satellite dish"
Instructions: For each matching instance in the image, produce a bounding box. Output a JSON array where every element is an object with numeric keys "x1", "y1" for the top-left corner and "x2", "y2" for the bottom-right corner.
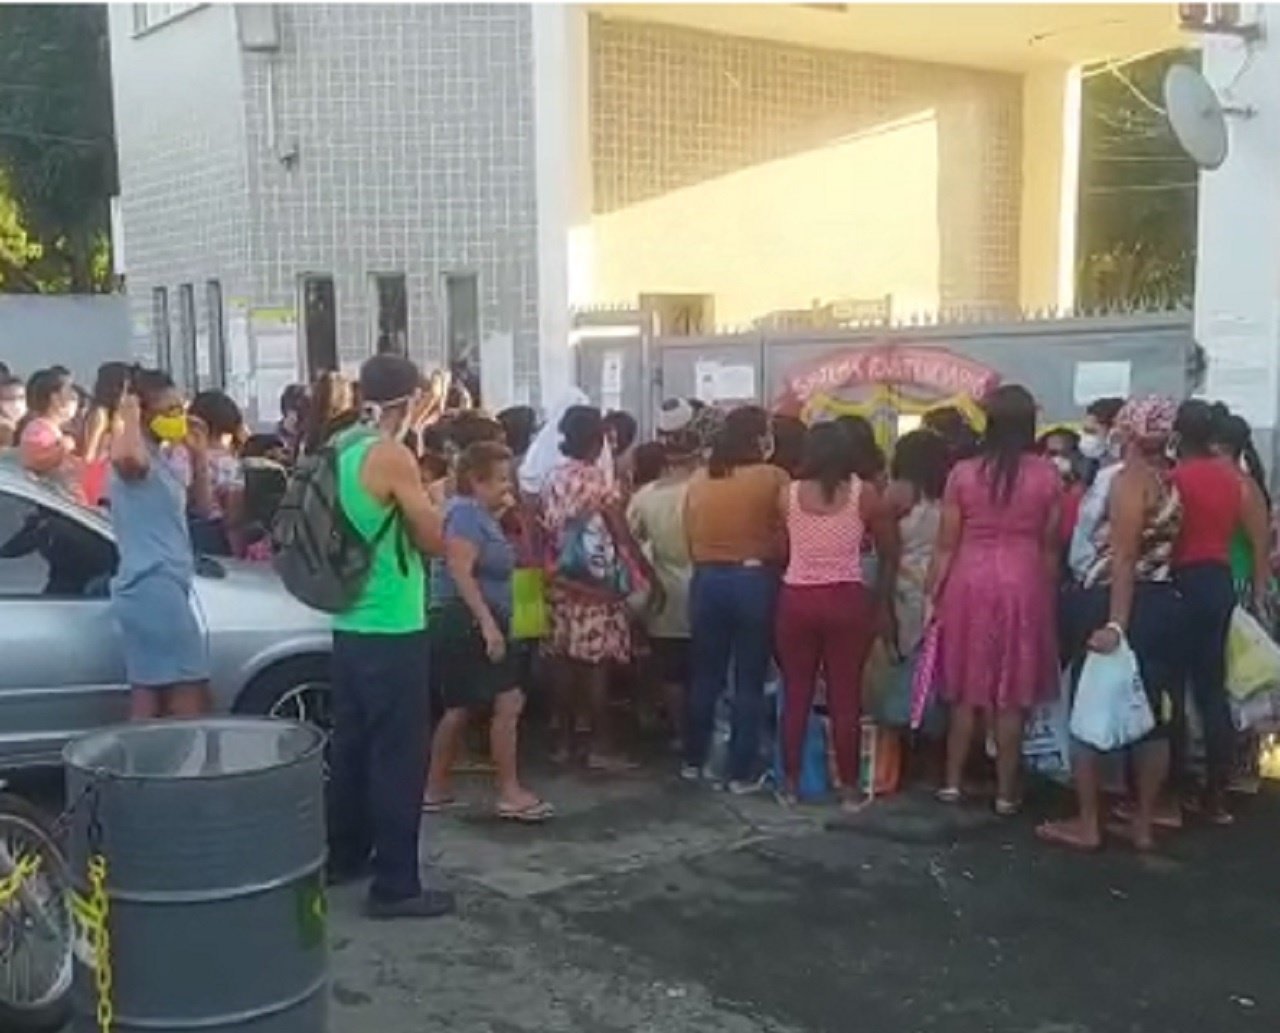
[{"x1": 1164, "y1": 64, "x2": 1233, "y2": 170}]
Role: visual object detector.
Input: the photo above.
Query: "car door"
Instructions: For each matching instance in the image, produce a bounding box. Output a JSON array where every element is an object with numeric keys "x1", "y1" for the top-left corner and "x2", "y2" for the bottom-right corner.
[{"x1": 0, "y1": 486, "x2": 129, "y2": 768}]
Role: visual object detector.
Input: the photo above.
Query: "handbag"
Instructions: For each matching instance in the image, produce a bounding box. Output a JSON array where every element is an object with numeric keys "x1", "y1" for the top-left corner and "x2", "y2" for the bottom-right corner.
[
  {"x1": 872, "y1": 641, "x2": 945, "y2": 736},
  {"x1": 1069, "y1": 637, "x2": 1154, "y2": 751},
  {"x1": 510, "y1": 567, "x2": 549, "y2": 641},
  {"x1": 554, "y1": 513, "x2": 631, "y2": 596}
]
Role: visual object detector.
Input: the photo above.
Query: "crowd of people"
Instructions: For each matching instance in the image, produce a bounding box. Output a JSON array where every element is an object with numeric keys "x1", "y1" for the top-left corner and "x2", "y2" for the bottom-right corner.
[{"x1": 1, "y1": 352, "x2": 1276, "y2": 920}]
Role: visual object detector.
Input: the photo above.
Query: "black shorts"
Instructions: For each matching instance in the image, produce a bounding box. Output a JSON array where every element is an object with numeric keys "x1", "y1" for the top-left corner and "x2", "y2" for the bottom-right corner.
[
  {"x1": 650, "y1": 637, "x2": 691, "y2": 686},
  {"x1": 1060, "y1": 581, "x2": 1187, "y2": 737},
  {"x1": 429, "y1": 602, "x2": 518, "y2": 711}
]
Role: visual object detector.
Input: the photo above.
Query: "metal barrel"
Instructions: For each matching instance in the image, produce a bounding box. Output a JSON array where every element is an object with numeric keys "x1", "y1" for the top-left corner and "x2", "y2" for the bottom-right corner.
[{"x1": 64, "y1": 718, "x2": 328, "y2": 1032}]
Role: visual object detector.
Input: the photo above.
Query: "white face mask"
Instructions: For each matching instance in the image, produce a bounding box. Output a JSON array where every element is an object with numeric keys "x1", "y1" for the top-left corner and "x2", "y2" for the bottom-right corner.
[
  {"x1": 0, "y1": 398, "x2": 24, "y2": 424},
  {"x1": 1051, "y1": 455, "x2": 1074, "y2": 479},
  {"x1": 1079, "y1": 432, "x2": 1107, "y2": 461}
]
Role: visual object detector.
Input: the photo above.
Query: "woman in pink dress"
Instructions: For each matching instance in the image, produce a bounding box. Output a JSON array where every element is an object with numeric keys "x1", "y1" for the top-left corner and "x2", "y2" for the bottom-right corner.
[{"x1": 928, "y1": 385, "x2": 1062, "y2": 815}]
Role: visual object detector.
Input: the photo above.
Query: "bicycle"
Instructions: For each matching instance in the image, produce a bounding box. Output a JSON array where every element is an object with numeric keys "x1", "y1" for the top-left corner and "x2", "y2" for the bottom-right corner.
[{"x1": 0, "y1": 790, "x2": 74, "y2": 1031}]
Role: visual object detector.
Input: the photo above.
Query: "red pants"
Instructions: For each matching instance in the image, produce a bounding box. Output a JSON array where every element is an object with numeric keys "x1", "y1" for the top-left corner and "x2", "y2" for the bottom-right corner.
[{"x1": 776, "y1": 581, "x2": 874, "y2": 790}]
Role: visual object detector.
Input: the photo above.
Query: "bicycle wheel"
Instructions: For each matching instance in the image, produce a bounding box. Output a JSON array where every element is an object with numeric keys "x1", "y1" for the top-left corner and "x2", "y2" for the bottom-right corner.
[{"x1": 0, "y1": 793, "x2": 73, "y2": 1032}]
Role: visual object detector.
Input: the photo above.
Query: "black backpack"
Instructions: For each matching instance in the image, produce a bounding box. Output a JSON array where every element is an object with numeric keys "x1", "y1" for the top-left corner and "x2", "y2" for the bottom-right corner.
[{"x1": 271, "y1": 430, "x2": 403, "y2": 613}]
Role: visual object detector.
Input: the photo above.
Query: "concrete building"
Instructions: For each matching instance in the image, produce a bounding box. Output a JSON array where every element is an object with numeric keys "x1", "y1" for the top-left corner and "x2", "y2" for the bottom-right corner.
[{"x1": 108, "y1": 3, "x2": 1181, "y2": 421}]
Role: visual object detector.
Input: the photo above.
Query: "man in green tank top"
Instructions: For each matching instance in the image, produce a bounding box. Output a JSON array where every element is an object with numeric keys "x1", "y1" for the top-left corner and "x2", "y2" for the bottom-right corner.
[{"x1": 327, "y1": 355, "x2": 454, "y2": 919}]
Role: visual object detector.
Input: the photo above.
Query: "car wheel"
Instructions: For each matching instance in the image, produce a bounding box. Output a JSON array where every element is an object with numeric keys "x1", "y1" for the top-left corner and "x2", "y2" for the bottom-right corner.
[
  {"x1": 236, "y1": 656, "x2": 333, "y2": 736},
  {"x1": 0, "y1": 794, "x2": 73, "y2": 1033}
]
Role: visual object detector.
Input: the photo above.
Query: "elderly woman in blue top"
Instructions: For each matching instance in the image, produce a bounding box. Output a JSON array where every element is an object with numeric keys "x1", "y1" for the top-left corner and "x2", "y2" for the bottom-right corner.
[
  {"x1": 109, "y1": 368, "x2": 213, "y2": 719},
  {"x1": 424, "y1": 441, "x2": 552, "y2": 822}
]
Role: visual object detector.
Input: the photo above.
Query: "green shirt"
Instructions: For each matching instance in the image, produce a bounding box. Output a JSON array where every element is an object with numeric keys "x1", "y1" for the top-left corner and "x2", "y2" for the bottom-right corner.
[
  {"x1": 1230, "y1": 526, "x2": 1254, "y2": 589},
  {"x1": 332, "y1": 432, "x2": 426, "y2": 635}
]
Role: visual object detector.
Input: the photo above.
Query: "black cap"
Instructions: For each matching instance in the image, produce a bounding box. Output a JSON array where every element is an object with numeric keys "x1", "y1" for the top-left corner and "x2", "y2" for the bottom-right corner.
[{"x1": 359, "y1": 354, "x2": 420, "y2": 404}]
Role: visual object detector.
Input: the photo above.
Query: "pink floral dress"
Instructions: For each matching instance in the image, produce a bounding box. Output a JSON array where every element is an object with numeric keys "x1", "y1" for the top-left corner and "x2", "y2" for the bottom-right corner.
[
  {"x1": 541, "y1": 459, "x2": 631, "y2": 664},
  {"x1": 935, "y1": 455, "x2": 1061, "y2": 709}
]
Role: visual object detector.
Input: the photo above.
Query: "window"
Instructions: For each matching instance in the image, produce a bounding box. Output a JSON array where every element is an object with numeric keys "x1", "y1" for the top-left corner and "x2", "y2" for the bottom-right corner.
[
  {"x1": 132, "y1": 3, "x2": 199, "y2": 34},
  {"x1": 205, "y1": 280, "x2": 226, "y2": 389},
  {"x1": 151, "y1": 287, "x2": 171, "y2": 372},
  {"x1": 300, "y1": 274, "x2": 338, "y2": 376},
  {"x1": 444, "y1": 273, "x2": 480, "y2": 406},
  {"x1": 370, "y1": 273, "x2": 408, "y2": 356},
  {"x1": 177, "y1": 284, "x2": 197, "y2": 395},
  {"x1": 0, "y1": 495, "x2": 117, "y2": 599}
]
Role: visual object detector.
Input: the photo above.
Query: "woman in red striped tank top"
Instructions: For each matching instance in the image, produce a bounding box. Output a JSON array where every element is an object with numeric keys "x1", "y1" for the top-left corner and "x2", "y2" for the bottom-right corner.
[{"x1": 775, "y1": 422, "x2": 900, "y2": 810}]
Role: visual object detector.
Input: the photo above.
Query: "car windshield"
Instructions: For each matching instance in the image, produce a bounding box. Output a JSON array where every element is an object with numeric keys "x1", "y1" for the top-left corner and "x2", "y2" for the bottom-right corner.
[{"x1": 0, "y1": 455, "x2": 228, "y2": 579}]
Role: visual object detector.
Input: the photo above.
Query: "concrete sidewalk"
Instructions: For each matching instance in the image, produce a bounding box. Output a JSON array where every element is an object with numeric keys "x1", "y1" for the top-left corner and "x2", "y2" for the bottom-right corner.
[{"x1": 327, "y1": 767, "x2": 1278, "y2": 1033}]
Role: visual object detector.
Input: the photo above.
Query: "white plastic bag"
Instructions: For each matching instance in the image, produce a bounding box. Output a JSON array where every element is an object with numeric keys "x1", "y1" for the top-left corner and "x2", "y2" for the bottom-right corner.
[{"x1": 1069, "y1": 638, "x2": 1154, "y2": 751}]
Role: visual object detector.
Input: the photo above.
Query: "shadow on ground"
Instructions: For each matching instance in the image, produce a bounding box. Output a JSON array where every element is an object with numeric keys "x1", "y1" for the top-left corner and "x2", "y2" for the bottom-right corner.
[{"x1": 544, "y1": 787, "x2": 1277, "y2": 1033}]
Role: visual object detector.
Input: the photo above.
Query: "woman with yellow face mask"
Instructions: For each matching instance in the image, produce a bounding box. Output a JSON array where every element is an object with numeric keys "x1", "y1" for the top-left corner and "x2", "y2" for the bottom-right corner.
[{"x1": 108, "y1": 368, "x2": 213, "y2": 720}]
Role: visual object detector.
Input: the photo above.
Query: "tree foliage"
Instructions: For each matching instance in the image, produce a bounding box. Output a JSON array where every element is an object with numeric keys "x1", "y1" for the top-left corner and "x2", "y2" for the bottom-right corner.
[
  {"x1": 0, "y1": 4, "x2": 115, "y2": 294},
  {"x1": 1076, "y1": 50, "x2": 1199, "y2": 309}
]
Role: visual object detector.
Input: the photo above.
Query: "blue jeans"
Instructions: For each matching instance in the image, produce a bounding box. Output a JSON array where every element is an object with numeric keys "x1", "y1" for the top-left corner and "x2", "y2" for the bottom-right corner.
[
  {"x1": 686, "y1": 564, "x2": 778, "y2": 781},
  {"x1": 327, "y1": 630, "x2": 431, "y2": 902}
]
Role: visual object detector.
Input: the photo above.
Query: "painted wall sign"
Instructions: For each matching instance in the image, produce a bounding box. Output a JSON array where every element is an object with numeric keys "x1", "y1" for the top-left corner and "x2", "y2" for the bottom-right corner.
[{"x1": 776, "y1": 344, "x2": 1001, "y2": 416}]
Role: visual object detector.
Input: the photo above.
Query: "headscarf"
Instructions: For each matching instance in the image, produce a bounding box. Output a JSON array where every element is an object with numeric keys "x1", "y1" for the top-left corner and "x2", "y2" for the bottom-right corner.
[
  {"x1": 689, "y1": 404, "x2": 726, "y2": 453},
  {"x1": 517, "y1": 388, "x2": 615, "y2": 495},
  {"x1": 656, "y1": 397, "x2": 695, "y2": 435},
  {"x1": 1114, "y1": 395, "x2": 1177, "y2": 450}
]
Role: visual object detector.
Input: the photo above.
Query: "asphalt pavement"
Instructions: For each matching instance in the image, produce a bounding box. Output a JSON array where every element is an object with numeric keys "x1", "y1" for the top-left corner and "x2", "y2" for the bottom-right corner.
[{"x1": 324, "y1": 765, "x2": 1279, "y2": 1033}]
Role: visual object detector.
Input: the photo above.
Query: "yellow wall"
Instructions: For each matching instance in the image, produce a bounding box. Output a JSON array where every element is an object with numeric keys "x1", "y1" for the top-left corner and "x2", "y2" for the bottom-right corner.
[
  {"x1": 1019, "y1": 64, "x2": 1082, "y2": 310},
  {"x1": 591, "y1": 111, "x2": 942, "y2": 327}
]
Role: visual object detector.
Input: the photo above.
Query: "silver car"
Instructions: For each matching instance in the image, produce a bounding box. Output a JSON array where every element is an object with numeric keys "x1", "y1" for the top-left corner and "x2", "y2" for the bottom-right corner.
[{"x1": 0, "y1": 455, "x2": 332, "y2": 769}]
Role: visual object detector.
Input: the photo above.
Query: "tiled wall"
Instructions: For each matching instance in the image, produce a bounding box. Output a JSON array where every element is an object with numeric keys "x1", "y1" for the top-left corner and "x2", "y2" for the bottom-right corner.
[
  {"x1": 240, "y1": 3, "x2": 540, "y2": 386},
  {"x1": 112, "y1": 4, "x2": 541, "y2": 403},
  {"x1": 108, "y1": 4, "x2": 252, "y2": 369},
  {"x1": 589, "y1": 16, "x2": 1022, "y2": 311}
]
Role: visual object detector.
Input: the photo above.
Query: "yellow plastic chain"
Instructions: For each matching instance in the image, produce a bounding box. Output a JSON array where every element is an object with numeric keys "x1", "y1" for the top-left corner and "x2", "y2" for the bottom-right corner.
[
  {"x1": 71, "y1": 854, "x2": 113, "y2": 1033},
  {"x1": 0, "y1": 852, "x2": 41, "y2": 908},
  {"x1": 88, "y1": 854, "x2": 113, "y2": 1033}
]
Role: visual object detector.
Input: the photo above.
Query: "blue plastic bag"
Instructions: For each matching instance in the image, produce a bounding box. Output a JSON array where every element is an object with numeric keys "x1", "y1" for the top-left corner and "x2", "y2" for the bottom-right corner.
[
  {"x1": 1069, "y1": 639, "x2": 1154, "y2": 751},
  {"x1": 772, "y1": 682, "x2": 831, "y2": 799}
]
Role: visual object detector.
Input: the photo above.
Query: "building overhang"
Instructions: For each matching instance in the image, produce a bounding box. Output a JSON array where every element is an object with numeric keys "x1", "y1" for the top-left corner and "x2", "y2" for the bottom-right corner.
[{"x1": 591, "y1": 3, "x2": 1189, "y2": 72}]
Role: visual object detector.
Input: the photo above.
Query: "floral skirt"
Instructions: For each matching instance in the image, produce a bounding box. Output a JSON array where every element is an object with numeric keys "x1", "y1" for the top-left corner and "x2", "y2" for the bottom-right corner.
[{"x1": 543, "y1": 585, "x2": 631, "y2": 665}]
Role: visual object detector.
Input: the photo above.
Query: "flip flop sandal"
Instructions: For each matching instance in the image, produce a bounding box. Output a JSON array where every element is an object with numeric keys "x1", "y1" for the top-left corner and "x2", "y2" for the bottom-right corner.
[
  {"x1": 1035, "y1": 821, "x2": 1102, "y2": 853},
  {"x1": 586, "y1": 754, "x2": 640, "y2": 774},
  {"x1": 496, "y1": 799, "x2": 555, "y2": 823},
  {"x1": 421, "y1": 797, "x2": 462, "y2": 814},
  {"x1": 1111, "y1": 802, "x2": 1183, "y2": 830},
  {"x1": 454, "y1": 759, "x2": 497, "y2": 774},
  {"x1": 994, "y1": 798, "x2": 1021, "y2": 818},
  {"x1": 1104, "y1": 820, "x2": 1157, "y2": 852}
]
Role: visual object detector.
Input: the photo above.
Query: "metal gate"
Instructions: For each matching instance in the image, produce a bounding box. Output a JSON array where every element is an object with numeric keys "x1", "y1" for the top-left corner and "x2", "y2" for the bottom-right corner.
[{"x1": 573, "y1": 307, "x2": 1195, "y2": 438}]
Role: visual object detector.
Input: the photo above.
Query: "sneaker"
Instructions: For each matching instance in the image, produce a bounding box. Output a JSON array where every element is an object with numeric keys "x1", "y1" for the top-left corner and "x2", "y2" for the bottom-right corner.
[
  {"x1": 726, "y1": 776, "x2": 769, "y2": 797},
  {"x1": 679, "y1": 764, "x2": 703, "y2": 782},
  {"x1": 365, "y1": 889, "x2": 457, "y2": 921}
]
